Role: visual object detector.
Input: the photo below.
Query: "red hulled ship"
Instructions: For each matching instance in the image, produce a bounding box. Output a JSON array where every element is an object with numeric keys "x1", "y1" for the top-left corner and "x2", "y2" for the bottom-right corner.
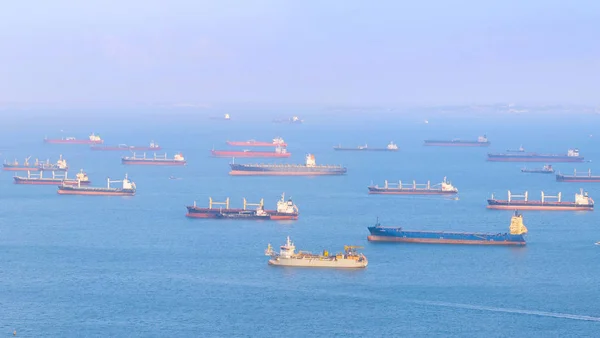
[
  {"x1": 14, "y1": 169, "x2": 91, "y2": 186},
  {"x1": 226, "y1": 137, "x2": 287, "y2": 147}
]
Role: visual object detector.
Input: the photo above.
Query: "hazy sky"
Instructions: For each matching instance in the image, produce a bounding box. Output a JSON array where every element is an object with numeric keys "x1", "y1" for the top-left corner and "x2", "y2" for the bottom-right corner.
[{"x1": 0, "y1": 0, "x2": 598, "y2": 106}]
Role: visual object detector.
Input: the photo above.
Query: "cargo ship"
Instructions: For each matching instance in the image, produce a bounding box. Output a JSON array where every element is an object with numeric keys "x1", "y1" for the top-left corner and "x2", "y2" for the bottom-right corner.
[
  {"x1": 273, "y1": 116, "x2": 303, "y2": 124},
  {"x1": 556, "y1": 169, "x2": 600, "y2": 182},
  {"x1": 3, "y1": 155, "x2": 67, "y2": 172},
  {"x1": 265, "y1": 237, "x2": 367, "y2": 268},
  {"x1": 424, "y1": 135, "x2": 490, "y2": 147},
  {"x1": 487, "y1": 148, "x2": 585, "y2": 162},
  {"x1": 368, "y1": 177, "x2": 458, "y2": 195},
  {"x1": 333, "y1": 141, "x2": 398, "y2": 152},
  {"x1": 186, "y1": 193, "x2": 299, "y2": 220},
  {"x1": 14, "y1": 169, "x2": 90, "y2": 186},
  {"x1": 229, "y1": 154, "x2": 346, "y2": 176},
  {"x1": 90, "y1": 141, "x2": 161, "y2": 151},
  {"x1": 367, "y1": 211, "x2": 527, "y2": 246},
  {"x1": 210, "y1": 113, "x2": 231, "y2": 120},
  {"x1": 57, "y1": 174, "x2": 136, "y2": 196},
  {"x1": 521, "y1": 164, "x2": 554, "y2": 174},
  {"x1": 121, "y1": 152, "x2": 186, "y2": 166},
  {"x1": 211, "y1": 146, "x2": 291, "y2": 158},
  {"x1": 226, "y1": 137, "x2": 287, "y2": 147},
  {"x1": 44, "y1": 133, "x2": 103, "y2": 144},
  {"x1": 487, "y1": 189, "x2": 593, "y2": 211}
]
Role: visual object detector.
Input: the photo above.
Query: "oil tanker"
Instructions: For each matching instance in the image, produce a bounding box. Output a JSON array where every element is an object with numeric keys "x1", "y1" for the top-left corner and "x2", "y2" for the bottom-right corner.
[
  {"x1": 122, "y1": 153, "x2": 186, "y2": 166},
  {"x1": 521, "y1": 164, "x2": 554, "y2": 174},
  {"x1": 226, "y1": 137, "x2": 287, "y2": 147},
  {"x1": 44, "y1": 133, "x2": 103, "y2": 144},
  {"x1": 211, "y1": 146, "x2": 291, "y2": 158},
  {"x1": 367, "y1": 212, "x2": 527, "y2": 246},
  {"x1": 556, "y1": 169, "x2": 600, "y2": 182},
  {"x1": 368, "y1": 177, "x2": 458, "y2": 195},
  {"x1": 333, "y1": 141, "x2": 398, "y2": 152},
  {"x1": 487, "y1": 189, "x2": 593, "y2": 211},
  {"x1": 91, "y1": 141, "x2": 161, "y2": 151},
  {"x1": 14, "y1": 169, "x2": 90, "y2": 186},
  {"x1": 3, "y1": 155, "x2": 68, "y2": 172},
  {"x1": 265, "y1": 237, "x2": 367, "y2": 268},
  {"x1": 487, "y1": 148, "x2": 585, "y2": 162},
  {"x1": 229, "y1": 154, "x2": 346, "y2": 176},
  {"x1": 424, "y1": 135, "x2": 490, "y2": 147},
  {"x1": 186, "y1": 193, "x2": 298, "y2": 220},
  {"x1": 57, "y1": 174, "x2": 136, "y2": 196}
]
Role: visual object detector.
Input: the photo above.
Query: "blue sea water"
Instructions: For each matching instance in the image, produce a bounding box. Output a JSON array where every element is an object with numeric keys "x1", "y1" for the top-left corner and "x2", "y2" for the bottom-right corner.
[{"x1": 1, "y1": 109, "x2": 599, "y2": 337}]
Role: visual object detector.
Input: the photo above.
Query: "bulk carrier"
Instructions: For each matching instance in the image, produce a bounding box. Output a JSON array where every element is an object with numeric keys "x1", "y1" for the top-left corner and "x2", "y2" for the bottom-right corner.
[
  {"x1": 556, "y1": 169, "x2": 600, "y2": 182},
  {"x1": 57, "y1": 174, "x2": 136, "y2": 196},
  {"x1": 487, "y1": 148, "x2": 585, "y2": 162},
  {"x1": 226, "y1": 137, "x2": 287, "y2": 147},
  {"x1": 3, "y1": 155, "x2": 68, "y2": 172},
  {"x1": 367, "y1": 211, "x2": 527, "y2": 246},
  {"x1": 333, "y1": 141, "x2": 398, "y2": 152},
  {"x1": 265, "y1": 237, "x2": 367, "y2": 268},
  {"x1": 368, "y1": 177, "x2": 458, "y2": 195},
  {"x1": 186, "y1": 193, "x2": 299, "y2": 220},
  {"x1": 424, "y1": 135, "x2": 490, "y2": 147},
  {"x1": 122, "y1": 153, "x2": 186, "y2": 166},
  {"x1": 14, "y1": 169, "x2": 90, "y2": 185},
  {"x1": 91, "y1": 141, "x2": 161, "y2": 151},
  {"x1": 211, "y1": 146, "x2": 291, "y2": 158},
  {"x1": 229, "y1": 154, "x2": 346, "y2": 176},
  {"x1": 487, "y1": 189, "x2": 593, "y2": 211},
  {"x1": 44, "y1": 133, "x2": 103, "y2": 144}
]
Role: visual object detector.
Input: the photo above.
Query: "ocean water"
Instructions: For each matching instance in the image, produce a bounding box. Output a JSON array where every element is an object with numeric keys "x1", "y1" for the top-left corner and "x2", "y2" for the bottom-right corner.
[{"x1": 0, "y1": 109, "x2": 599, "y2": 337}]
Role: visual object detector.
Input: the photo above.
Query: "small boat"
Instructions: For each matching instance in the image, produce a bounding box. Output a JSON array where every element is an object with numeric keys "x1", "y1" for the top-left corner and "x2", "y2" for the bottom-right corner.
[
  {"x1": 521, "y1": 164, "x2": 554, "y2": 174},
  {"x1": 595, "y1": 241, "x2": 600, "y2": 246}
]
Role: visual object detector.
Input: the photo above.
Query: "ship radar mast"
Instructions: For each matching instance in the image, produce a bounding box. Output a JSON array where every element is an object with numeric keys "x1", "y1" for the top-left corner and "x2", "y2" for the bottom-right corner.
[{"x1": 305, "y1": 154, "x2": 316, "y2": 167}]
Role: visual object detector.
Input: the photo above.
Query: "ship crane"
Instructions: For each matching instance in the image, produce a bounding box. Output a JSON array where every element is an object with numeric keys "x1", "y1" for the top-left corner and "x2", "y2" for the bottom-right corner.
[
  {"x1": 508, "y1": 190, "x2": 528, "y2": 202},
  {"x1": 207, "y1": 197, "x2": 230, "y2": 209},
  {"x1": 541, "y1": 191, "x2": 561, "y2": 203},
  {"x1": 243, "y1": 198, "x2": 264, "y2": 210}
]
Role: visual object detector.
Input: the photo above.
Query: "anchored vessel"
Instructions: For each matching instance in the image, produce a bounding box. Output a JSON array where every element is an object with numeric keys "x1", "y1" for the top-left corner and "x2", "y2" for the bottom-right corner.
[
  {"x1": 487, "y1": 148, "x2": 585, "y2": 162},
  {"x1": 367, "y1": 212, "x2": 527, "y2": 245},
  {"x1": 211, "y1": 146, "x2": 291, "y2": 158},
  {"x1": 3, "y1": 155, "x2": 68, "y2": 172},
  {"x1": 556, "y1": 169, "x2": 600, "y2": 182},
  {"x1": 273, "y1": 116, "x2": 303, "y2": 124},
  {"x1": 44, "y1": 133, "x2": 103, "y2": 144},
  {"x1": 265, "y1": 237, "x2": 368, "y2": 268},
  {"x1": 91, "y1": 141, "x2": 161, "y2": 151},
  {"x1": 333, "y1": 141, "x2": 398, "y2": 152},
  {"x1": 122, "y1": 152, "x2": 186, "y2": 166},
  {"x1": 210, "y1": 113, "x2": 231, "y2": 120},
  {"x1": 521, "y1": 164, "x2": 554, "y2": 174},
  {"x1": 186, "y1": 193, "x2": 299, "y2": 220},
  {"x1": 368, "y1": 177, "x2": 457, "y2": 195},
  {"x1": 226, "y1": 137, "x2": 287, "y2": 147},
  {"x1": 57, "y1": 174, "x2": 136, "y2": 196},
  {"x1": 424, "y1": 135, "x2": 490, "y2": 147},
  {"x1": 487, "y1": 189, "x2": 593, "y2": 211},
  {"x1": 507, "y1": 146, "x2": 525, "y2": 152},
  {"x1": 229, "y1": 154, "x2": 346, "y2": 176},
  {"x1": 14, "y1": 169, "x2": 90, "y2": 185}
]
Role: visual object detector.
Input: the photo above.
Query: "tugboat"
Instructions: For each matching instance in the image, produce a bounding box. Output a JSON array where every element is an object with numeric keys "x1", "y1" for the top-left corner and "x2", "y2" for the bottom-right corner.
[
  {"x1": 487, "y1": 189, "x2": 593, "y2": 211},
  {"x1": 556, "y1": 169, "x2": 600, "y2": 182},
  {"x1": 14, "y1": 169, "x2": 90, "y2": 185},
  {"x1": 91, "y1": 141, "x2": 161, "y2": 151},
  {"x1": 521, "y1": 164, "x2": 554, "y2": 174},
  {"x1": 226, "y1": 137, "x2": 287, "y2": 147},
  {"x1": 122, "y1": 152, "x2": 186, "y2": 166},
  {"x1": 57, "y1": 174, "x2": 136, "y2": 196},
  {"x1": 333, "y1": 141, "x2": 399, "y2": 152},
  {"x1": 368, "y1": 177, "x2": 458, "y2": 195},
  {"x1": 424, "y1": 135, "x2": 490, "y2": 147},
  {"x1": 367, "y1": 211, "x2": 528, "y2": 246},
  {"x1": 265, "y1": 237, "x2": 368, "y2": 268},
  {"x1": 211, "y1": 145, "x2": 291, "y2": 158},
  {"x1": 186, "y1": 193, "x2": 299, "y2": 220},
  {"x1": 3, "y1": 157, "x2": 40, "y2": 171},
  {"x1": 229, "y1": 154, "x2": 346, "y2": 176},
  {"x1": 44, "y1": 133, "x2": 103, "y2": 144}
]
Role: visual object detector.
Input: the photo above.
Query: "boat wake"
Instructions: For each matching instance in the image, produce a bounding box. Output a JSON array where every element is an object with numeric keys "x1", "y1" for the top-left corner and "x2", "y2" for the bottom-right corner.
[{"x1": 411, "y1": 300, "x2": 600, "y2": 322}]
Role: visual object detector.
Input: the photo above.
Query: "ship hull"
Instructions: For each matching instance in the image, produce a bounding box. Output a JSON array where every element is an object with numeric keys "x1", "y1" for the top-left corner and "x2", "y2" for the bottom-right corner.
[
  {"x1": 230, "y1": 170, "x2": 344, "y2": 176},
  {"x1": 3, "y1": 166, "x2": 40, "y2": 172},
  {"x1": 521, "y1": 170, "x2": 554, "y2": 174},
  {"x1": 556, "y1": 175, "x2": 600, "y2": 182},
  {"x1": 268, "y1": 258, "x2": 367, "y2": 268},
  {"x1": 488, "y1": 155, "x2": 584, "y2": 162},
  {"x1": 121, "y1": 159, "x2": 186, "y2": 166},
  {"x1": 211, "y1": 150, "x2": 291, "y2": 158},
  {"x1": 44, "y1": 139, "x2": 103, "y2": 144},
  {"x1": 487, "y1": 200, "x2": 593, "y2": 211},
  {"x1": 91, "y1": 146, "x2": 162, "y2": 151},
  {"x1": 333, "y1": 148, "x2": 398, "y2": 152},
  {"x1": 367, "y1": 227, "x2": 525, "y2": 245},
  {"x1": 226, "y1": 141, "x2": 287, "y2": 147},
  {"x1": 368, "y1": 188, "x2": 457, "y2": 195},
  {"x1": 57, "y1": 188, "x2": 135, "y2": 196},
  {"x1": 185, "y1": 207, "x2": 298, "y2": 220},
  {"x1": 14, "y1": 177, "x2": 90, "y2": 185},
  {"x1": 424, "y1": 141, "x2": 490, "y2": 147},
  {"x1": 229, "y1": 164, "x2": 346, "y2": 176}
]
